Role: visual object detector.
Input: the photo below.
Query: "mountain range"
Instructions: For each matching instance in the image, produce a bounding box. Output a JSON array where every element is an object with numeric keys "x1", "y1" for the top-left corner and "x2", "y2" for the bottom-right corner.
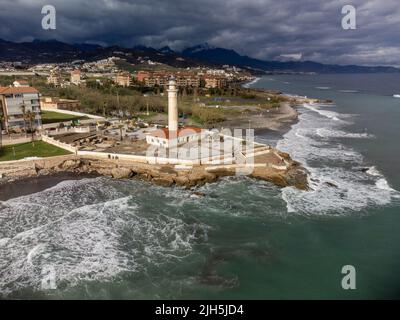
[{"x1": 1, "y1": 39, "x2": 399, "y2": 74}]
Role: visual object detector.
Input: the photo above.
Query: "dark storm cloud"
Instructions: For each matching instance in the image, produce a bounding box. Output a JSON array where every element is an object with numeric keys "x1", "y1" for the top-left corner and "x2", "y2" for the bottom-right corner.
[{"x1": 0, "y1": 0, "x2": 399, "y2": 66}]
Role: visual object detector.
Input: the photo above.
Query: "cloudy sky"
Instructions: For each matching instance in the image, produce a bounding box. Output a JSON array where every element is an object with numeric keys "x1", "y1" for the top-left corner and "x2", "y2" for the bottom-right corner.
[{"x1": 0, "y1": 0, "x2": 399, "y2": 66}]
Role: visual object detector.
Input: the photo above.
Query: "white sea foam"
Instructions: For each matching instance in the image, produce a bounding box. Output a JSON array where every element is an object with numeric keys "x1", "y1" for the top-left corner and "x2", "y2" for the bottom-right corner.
[
  {"x1": 376, "y1": 178, "x2": 397, "y2": 192},
  {"x1": 366, "y1": 166, "x2": 382, "y2": 177},
  {"x1": 0, "y1": 178, "x2": 209, "y2": 296},
  {"x1": 278, "y1": 103, "x2": 399, "y2": 215},
  {"x1": 339, "y1": 90, "x2": 359, "y2": 93},
  {"x1": 302, "y1": 103, "x2": 342, "y2": 121},
  {"x1": 243, "y1": 77, "x2": 260, "y2": 88},
  {"x1": 315, "y1": 87, "x2": 331, "y2": 90},
  {"x1": 316, "y1": 128, "x2": 373, "y2": 139}
]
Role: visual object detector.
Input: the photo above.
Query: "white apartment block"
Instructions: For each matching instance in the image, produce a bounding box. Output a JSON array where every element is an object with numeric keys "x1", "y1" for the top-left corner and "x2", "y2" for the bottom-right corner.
[{"x1": 0, "y1": 86, "x2": 42, "y2": 131}]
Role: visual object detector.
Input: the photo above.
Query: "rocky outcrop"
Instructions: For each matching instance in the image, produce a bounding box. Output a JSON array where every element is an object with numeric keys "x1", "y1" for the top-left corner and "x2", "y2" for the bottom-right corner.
[
  {"x1": 111, "y1": 167, "x2": 133, "y2": 179},
  {"x1": 0, "y1": 154, "x2": 309, "y2": 190}
]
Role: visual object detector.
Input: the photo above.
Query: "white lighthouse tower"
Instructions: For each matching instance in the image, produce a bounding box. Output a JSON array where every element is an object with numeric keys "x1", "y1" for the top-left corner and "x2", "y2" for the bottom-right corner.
[
  {"x1": 146, "y1": 77, "x2": 204, "y2": 149},
  {"x1": 167, "y1": 78, "x2": 179, "y2": 133}
]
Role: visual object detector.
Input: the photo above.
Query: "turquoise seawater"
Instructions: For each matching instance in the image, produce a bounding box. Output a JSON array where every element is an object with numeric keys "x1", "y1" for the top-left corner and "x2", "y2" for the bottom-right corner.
[{"x1": 0, "y1": 74, "x2": 399, "y2": 299}]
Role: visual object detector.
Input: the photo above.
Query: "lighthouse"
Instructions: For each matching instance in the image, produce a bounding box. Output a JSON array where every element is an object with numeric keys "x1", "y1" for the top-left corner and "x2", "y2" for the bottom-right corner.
[
  {"x1": 167, "y1": 78, "x2": 178, "y2": 133},
  {"x1": 146, "y1": 77, "x2": 204, "y2": 149}
]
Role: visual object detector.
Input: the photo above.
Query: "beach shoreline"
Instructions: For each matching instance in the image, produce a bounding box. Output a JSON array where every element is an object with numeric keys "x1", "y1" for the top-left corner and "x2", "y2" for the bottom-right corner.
[
  {"x1": 217, "y1": 102, "x2": 299, "y2": 133},
  {"x1": 0, "y1": 172, "x2": 100, "y2": 201}
]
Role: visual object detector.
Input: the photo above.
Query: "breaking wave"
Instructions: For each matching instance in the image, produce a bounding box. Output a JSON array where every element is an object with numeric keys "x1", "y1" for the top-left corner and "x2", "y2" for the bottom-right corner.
[
  {"x1": 316, "y1": 128, "x2": 374, "y2": 139},
  {"x1": 315, "y1": 87, "x2": 331, "y2": 90},
  {"x1": 278, "y1": 103, "x2": 399, "y2": 215},
  {"x1": 0, "y1": 177, "x2": 209, "y2": 297},
  {"x1": 243, "y1": 77, "x2": 260, "y2": 88},
  {"x1": 302, "y1": 103, "x2": 343, "y2": 121}
]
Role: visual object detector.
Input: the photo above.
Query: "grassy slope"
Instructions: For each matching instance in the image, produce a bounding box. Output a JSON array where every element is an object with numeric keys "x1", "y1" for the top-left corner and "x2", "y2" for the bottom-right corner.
[
  {"x1": 40, "y1": 111, "x2": 88, "y2": 124},
  {"x1": 0, "y1": 141, "x2": 71, "y2": 161}
]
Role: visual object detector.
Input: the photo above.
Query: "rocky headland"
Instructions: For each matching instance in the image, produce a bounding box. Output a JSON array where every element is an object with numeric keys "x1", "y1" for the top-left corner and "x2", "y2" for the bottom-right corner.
[{"x1": 0, "y1": 152, "x2": 309, "y2": 192}]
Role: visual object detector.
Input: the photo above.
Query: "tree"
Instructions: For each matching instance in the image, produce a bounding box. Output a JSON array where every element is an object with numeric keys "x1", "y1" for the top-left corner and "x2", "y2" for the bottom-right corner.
[
  {"x1": 118, "y1": 123, "x2": 124, "y2": 142},
  {"x1": 20, "y1": 103, "x2": 28, "y2": 137},
  {"x1": 25, "y1": 110, "x2": 37, "y2": 147},
  {"x1": 0, "y1": 114, "x2": 4, "y2": 149}
]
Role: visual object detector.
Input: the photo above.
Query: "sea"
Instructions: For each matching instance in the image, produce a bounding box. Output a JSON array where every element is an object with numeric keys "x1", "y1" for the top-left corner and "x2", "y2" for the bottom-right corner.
[{"x1": 0, "y1": 74, "x2": 399, "y2": 299}]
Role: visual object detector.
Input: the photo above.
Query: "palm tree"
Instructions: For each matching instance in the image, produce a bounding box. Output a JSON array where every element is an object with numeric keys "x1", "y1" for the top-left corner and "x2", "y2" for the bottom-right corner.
[
  {"x1": 0, "y1": 114, "x2": 4, "y2": 150},
  {"x1": 25, "y1": 110, "x2": 37, "y2": 147},
  {"x1": 118, "y1": 123, "x2": 124, "y2": 142},
  {"x1": 20, "y1": 103, "x2": 27, "y2": 137}
]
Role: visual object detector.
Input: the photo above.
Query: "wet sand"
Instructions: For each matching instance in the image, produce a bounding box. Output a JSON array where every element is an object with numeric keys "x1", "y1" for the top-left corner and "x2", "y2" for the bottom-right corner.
[{"x1": 0, "y1": 172, "x2": 100, "y2": 201}]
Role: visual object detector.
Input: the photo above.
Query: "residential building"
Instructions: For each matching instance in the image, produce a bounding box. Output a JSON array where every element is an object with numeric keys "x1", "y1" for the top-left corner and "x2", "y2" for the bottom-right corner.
[
  {"x1": 136, "y1": 71, "x2": 151, "y2": 83},
  {"x1": 70, "y1": 69, "x2": 82, "y2": 85},
  {"x1": 137, "y1": 71, "x2": 200, "y2": 88},
  {"x1": 13, "y1": 80, "x2": 30, "y2": 87},
  {"x1": 113, "y1": 72, "x2": 131, "y2": 87},
  {"x1": 40, "y1": 97, "x2": 81, "y2": 111},
  {"x1": 47, "y1": 69, "x2": 62, "y2": 87},
  {"x1": 0, "y1": 86, "x2": 41, "y2": 131},
  {"x1": 204, "y1": 76, "x2": 227, "y2": 89}
]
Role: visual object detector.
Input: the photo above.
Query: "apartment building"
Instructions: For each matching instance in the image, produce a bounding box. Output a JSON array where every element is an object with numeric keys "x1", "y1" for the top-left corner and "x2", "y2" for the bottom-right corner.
[
  {"x1": 113, "y1": 72, "x2": 131, "y2": 87},
  {"x1": 70, "y1": 69, "x2": 82, "y2": 85},
  {"x1": 0, "y1": 86, "x2": 42, "y2": 131},
  {"x1": 204, "y1": 76, "x2": 228, "y2": 89},
  {"x1": 47, "y1": 69, "x2": 62, "y2": 87},
  {"x1": 137, "y1": 71, "x2": 201, "y2": 88}
]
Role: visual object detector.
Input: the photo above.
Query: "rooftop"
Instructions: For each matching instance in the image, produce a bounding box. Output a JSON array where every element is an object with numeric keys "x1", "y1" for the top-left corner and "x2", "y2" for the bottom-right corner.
[
  {"x1": 149, "y1": 126, "x2": 203, "y2": 139},
  {"x1": 0, "y1": 86, "x2": 39, "y2": 94},
  {"x1": 14, "y1": 80, "x2": 29, "y2": 84}
]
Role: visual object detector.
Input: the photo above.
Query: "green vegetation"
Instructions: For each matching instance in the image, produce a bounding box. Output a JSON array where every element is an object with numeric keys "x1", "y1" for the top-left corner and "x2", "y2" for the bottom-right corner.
[
  {"x1": 0, "y1": 141, "x2": 71, "y2": 161},
  {"x1": 40, "y1": 111, "x2": 88, "y2": 124},
  {"x1": 191, "y1": 106, "x2": 227, "y2": 125},
  {"x1": 1, "y1": 74, "x2": 290, "y2": 128}
]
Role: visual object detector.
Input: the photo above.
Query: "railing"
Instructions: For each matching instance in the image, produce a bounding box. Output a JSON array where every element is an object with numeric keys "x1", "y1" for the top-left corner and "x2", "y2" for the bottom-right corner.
[{"x1": 41, "y1": 135, "x2": 78, "y2": 153}]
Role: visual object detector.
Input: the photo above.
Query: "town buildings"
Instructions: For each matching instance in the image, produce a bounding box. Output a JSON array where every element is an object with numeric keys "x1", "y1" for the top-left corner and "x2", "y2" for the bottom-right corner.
[
  {"x1": 135, "y1": 70, "x2": 228, "y2": 89},
  {"x1": 136, "y1": 71, "x2": 202, "y2": 88}
]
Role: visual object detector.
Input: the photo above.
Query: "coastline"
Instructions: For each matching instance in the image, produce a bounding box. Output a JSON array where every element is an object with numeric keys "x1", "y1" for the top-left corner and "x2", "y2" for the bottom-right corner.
[
  {"x1": 218, "y1": 102, "x2": 299, "y2": 132},
  {"x1": 0, "y1": 83, "x2": 309, "y2": 198},
  {"x1": 0, "y1": 172, "x2": 100, "y2": 201},
  {"x1": 0, "y1": 145, "x2": 309, "y2": 200}
]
